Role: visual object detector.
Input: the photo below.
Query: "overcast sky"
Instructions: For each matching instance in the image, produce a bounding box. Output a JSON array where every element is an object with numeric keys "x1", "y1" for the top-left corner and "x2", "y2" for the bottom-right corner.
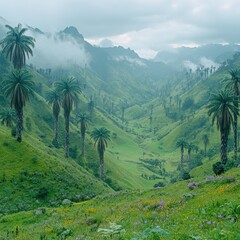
[{"x1": 1, "y1": 0, "x2": 240, "y2": 58}]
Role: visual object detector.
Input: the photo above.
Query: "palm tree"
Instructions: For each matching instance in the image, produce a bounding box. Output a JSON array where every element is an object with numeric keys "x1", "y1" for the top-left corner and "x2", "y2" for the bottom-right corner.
[
  {"x1": 91, "y1": 127, "x2": 110, "y2": 180},
  {"x1": 223, "y1": 70, "x2": 240, "y2": 163},
  {"x1": 55, "y1": 77, "x2": 81, "y2": 157},
  {"x1": 2, "y1": 70, "x2": 35, "y2": 142},
  {"x1": 0, "y1": 108, "x2": 15, "y2": 128},
  {"x1": 0, "y1": 24, "x2": 35, "y2": 69},
  {"x1": 202, "y1": 134, "x2": 209, "y2": 156},
  {"x1": 207, "y1": 90, "x2": 237, "y2": 164},
  {"x1": 176, "y1": 139, "x2": 187, "y2": 175},
  {"x1": 78, "y1": 113, "x2": 89, "y2": 158},
  {"x1": 186, "y1": 143, "x2": 197, "y2": 172},
  {"x1": 46, "y1": 88, "x2": 61, "y2": 147}
]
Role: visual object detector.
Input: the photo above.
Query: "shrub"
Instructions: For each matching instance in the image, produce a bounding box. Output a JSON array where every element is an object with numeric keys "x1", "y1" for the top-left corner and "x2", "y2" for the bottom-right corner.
[
  {"x1": 153, "y1": 182, "x2": 166, "y2": 188},
  {"x1": 37, "y1": 187, "x2": 49, "y2": 200},
  {"x1": 212, "y1": 162, "x2": 224, "y2": 175},
  {"x1": 31, "y1": 157, "x2": 38, "y2": 163},
  {"x1": 182, "y1": 172, "x2": 191, "y2": 180},
  {"x1": 11, "y1": 126, "x2": 16, "y2": 137}
]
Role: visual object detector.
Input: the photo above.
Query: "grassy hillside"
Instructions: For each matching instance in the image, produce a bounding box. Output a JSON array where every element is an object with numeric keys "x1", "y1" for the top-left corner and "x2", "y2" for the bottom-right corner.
[
  {"x1": 0, "y1": 167, "x2": 239, "y2": 239},
  {"x1": 0, "y1": 125, "x2": 112, "y2": 214}
]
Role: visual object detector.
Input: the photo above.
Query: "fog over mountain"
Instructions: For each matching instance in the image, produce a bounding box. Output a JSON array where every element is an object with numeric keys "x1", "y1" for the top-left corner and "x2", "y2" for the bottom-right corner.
[{"x1": 1, "y1": 0, "x2": 240, "y2": 58}]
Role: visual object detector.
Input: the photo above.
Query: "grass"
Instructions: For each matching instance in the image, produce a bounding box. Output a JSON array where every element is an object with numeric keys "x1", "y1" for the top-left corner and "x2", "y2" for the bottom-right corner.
[
  {"x1": 0, "y1": 168, "x2": 239, "y2": 239},
  {"x1": 0, "y1": 126, "x2": 112, "y2": 214}
]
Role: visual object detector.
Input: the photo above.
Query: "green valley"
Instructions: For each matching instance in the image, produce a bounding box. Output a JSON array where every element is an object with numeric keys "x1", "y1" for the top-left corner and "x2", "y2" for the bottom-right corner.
[{"x1": 0, "y1": 10, "x2": 240, "y2": 240}]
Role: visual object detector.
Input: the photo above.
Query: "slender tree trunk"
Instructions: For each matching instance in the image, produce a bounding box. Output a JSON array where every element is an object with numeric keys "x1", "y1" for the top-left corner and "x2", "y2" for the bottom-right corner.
[
  {"x1": 99, "y1": 151, "x2": 104, "y2": 180},
  {"x1": 16, "y1": 107, "x2": 23, "y2": 142},
  {"x1": 180, "y1": 146, "x2": 184, "y2": 175},
  {"x1": 188, "y1": 149, "x2": 191, "y2": 172},
  {"x1": 221, "y1": 131, "x2": 228, "y2": 165},
  {"x1": 81, "y1": 135, "x2": 85, "y2": 157},
  {"x1": 54, "y1": 116, "x2": 59, "y2": 146},
  {"x1": 233, "y1": 111, "x2": 238, "y2": 163},
  {"x1": 65, "y1": 115, "x2": 70, "y2": 158}
]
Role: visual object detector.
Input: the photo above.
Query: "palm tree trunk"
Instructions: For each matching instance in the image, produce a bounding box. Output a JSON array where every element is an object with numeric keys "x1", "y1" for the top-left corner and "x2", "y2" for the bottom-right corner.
[
  {"x1": 188, "y1": 149, "x2": 191, "y2": 172},
  {"x1": 180, "y1": 146, "x2": 184, "y2": 175},
  {"x1": 99, "y1": 151, "x2": 104, "y2": 180},
  {"x1": 65, "y1": 115, "x2": 70, "y2": 158},
  {"x1": 16, "y1": 107, "x2": 23, "y2": 142},
  {"x1": 233, "y1": 112, "x2": 238, "y2": 163},
  {"x1": 221, "y1": 131, "x2": 228, "y2": 165},
  {"x1": 81, "y1": 135, "x2": 85, "y2": 157},
  {"x1": 54, "y1": 116, "x2": 59, "y2": 146}
]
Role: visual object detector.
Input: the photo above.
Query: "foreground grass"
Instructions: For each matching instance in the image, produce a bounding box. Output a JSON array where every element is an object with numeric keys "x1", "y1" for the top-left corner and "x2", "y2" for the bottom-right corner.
[{"x1": 0, "y1": 168, "x2": 239, "y2": 239}]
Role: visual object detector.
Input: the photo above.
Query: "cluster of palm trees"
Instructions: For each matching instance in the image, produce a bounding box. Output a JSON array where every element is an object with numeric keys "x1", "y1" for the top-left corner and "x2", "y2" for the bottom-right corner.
[
  {"x1": 0, "y1": 24, "x2": 35, "y2": 142},
  {"x1": 176, "y1": 70, "x2": 240, "y2": 177},
  {"x1": 176, "y1": 139, "x2": 198, "y2": 176},
  {"x1": 0, "y1": 24, "x2": 110, "y2": 180}
]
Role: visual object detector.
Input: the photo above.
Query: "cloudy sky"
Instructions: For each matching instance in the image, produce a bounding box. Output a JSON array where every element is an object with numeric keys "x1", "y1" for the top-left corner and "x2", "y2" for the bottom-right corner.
[{"x1": 1, "y1": 0, "x2": 240, "y2": 58}]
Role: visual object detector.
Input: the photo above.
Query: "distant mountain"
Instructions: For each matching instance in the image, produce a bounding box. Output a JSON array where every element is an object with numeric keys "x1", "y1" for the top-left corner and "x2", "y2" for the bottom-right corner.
[
  {"x1": 58, "y1": 26, "x2": 85, "y2": 43},
  {"x1": 0, "y1": 18, "x2": 175, "y2": 104},
  {"x1": 154, "y1": 44, "x2": 240, "y2": 68}
]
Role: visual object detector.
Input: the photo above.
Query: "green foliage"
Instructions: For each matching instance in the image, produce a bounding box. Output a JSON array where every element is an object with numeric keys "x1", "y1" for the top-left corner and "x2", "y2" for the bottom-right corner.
[
  {"x1": 153, "y1": 181, "x2": 165, "y2": 188},
  {"x1": 131, "y1": 226, "x2": 169, "y2": 240},
  {"x1": 182, "y1": 97, "x2": 195, "y2": 110},
  {"x1": 212, "y1": 162, "x2": 225, "y2": 175},
  {"x1": 0, "y1": 24, "x2": 35, "y2": 69},
  {"x1": 182, "y1": 172, "x2": 191, "y2": 180},
  {"x1": 97, "y1": 222, "x2": 125, "y2": 236},
  {"x1": 36, "y1": 187, "x2": 49, "y2": 200},
  {"x1": 0, "y1": 108, "x2": 15, "y2": 127},
  {"x1": 11, "y1": 126, "x2": 16, "y2": 137}
]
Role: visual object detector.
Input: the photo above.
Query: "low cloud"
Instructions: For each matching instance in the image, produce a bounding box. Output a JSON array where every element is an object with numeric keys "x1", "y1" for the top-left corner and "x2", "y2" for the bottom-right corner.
[
  {"x1": 29, "y1": 34, "x2": 90, "y2": 69},
  {"x1": 200, "y1": 57, "x2": 220, "y2": 69},
  {"x1": 114, "y1": 56, "x2": 146, "y2": 66}
]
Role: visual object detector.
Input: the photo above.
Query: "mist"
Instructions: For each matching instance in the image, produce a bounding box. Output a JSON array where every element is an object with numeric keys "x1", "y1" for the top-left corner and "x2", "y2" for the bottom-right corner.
[{"x1": 29, "y1": 34, "x2": 91, "y2": 69}]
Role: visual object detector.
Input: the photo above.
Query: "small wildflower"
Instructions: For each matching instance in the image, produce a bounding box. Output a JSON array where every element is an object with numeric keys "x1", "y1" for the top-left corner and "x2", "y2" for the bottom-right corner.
[
  {"x1": 159, "y1": 201, "x2": 164, "y2": 208},
  {"x1": 206, "y1": 176, "x2": 215, "y2": 183},
  {"x1": 133, "y1": 221, "x2": 141, "y2": 226}
]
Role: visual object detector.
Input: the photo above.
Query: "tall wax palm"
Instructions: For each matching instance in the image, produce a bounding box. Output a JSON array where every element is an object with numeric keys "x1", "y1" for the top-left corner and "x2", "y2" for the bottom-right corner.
[
  {"x1": 2, "y1": 70, "x2": 34, "y2": 142},
  {"x1": 55, "y1": 77, "x2": 81, "y2": 157},
  {"x1": 78, "y1": 113, "x2": 89, "y2": 158},
  {"x1": 46, "y1": 88, "x2": 62, "y2": 147},
  {"x1": 176, "y1": 139, "x2": 187, "y2": 175},
  {"x1": 207, "y1": 90, "x2": 237, "y2": 164},
  {"x1": 223, "y1": 70, "x2": 240, "y2": 163},
  {"x1": 91, "y1": 127, "x2": 110, "y2": 180},
  {"x1": 186, "y1": 143, "x2": 197, "y2": 172},
  {"x1": 0, "y1": 24, "x2": 35, "y2": 69},
  {"x1": 202, "y1": 134, "x2": 209, "y2": 156},
  {"x1": 0, "y1": 108, "x2": 15, "y2": 128}
]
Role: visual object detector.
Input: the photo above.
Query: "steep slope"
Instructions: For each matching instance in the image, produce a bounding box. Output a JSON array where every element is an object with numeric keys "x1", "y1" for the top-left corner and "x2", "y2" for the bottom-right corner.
[{"x1": 0, "y1": 126, "x2": 112, "y2": 214}]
